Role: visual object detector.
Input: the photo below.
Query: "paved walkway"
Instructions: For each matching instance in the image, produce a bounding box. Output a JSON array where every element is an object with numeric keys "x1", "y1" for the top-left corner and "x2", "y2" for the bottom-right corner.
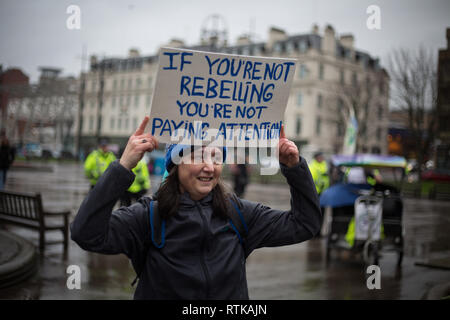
[{"x1": 0, "y1": 161, "x2": 449, "y2": 299}]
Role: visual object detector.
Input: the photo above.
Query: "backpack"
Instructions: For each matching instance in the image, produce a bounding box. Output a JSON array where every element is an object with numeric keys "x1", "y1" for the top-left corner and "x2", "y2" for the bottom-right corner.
[{"x1": 131, "y1": 197, "x2": 248, "y2": 286}]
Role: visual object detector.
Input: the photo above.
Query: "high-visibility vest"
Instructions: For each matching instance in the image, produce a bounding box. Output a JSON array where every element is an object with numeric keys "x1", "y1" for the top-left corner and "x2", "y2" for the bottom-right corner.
[
  {"x1": 84, "y1": 149, "x2": 116, "y2": 186},
  {"x1": 309, "y1": 159, "x2": 329, "y2": 195},
  {"x1": 128, "y1": 159, "x2": 150, "y2": 194},
  {"x1": 344, "y1": 168, "x2": 380, "y2": 186}
]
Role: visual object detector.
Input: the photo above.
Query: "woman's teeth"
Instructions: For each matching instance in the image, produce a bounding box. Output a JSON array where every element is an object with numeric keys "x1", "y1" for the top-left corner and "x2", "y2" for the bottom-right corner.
[{"x1": 198, "y1": 177, "x2": 213, "y2": 182}]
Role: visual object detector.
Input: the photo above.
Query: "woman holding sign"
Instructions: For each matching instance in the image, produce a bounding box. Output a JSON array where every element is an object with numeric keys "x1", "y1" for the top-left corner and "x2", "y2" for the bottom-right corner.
[{"x1": 71, "y1": 116, "x2": 321, "y2": 299}]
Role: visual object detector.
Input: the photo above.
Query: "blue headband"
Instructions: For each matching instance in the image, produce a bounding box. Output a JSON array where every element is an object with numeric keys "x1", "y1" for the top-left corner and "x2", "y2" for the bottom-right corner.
[{"x1": 164, "y1": 144, "x2": 227, "y2": 172}]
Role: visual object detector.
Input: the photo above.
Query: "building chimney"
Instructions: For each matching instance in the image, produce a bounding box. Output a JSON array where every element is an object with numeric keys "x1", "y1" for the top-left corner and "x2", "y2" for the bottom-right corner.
[
  {"x1": 236, "y1": 35, "x2": 251, "y2": 46},
  {"x1": 90, "y1": 55, "x2": 98, "y2": 69},
  {"x1": 166, "y1": 39, "x2": 185, "y2": 48},
  {"x1": 128, "y1": 48, "x2": 140, "y2": 57},
  {"x1": 311, "y1": 24, "x2": 319, "y2": 35},
  {"x1": 322, "y1": 24, "x2": 336, "y2": 55},
  {"x1": 267, "y1": 26, "x2": 287, "y2": 50},
  {"x1": 340, "y1": 34, "x2": 354, "y2": 50}
]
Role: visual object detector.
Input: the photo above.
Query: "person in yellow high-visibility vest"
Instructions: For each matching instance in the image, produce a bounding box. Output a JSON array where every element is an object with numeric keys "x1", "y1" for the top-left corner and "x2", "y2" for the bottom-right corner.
[
  {"x1": 84, "y1": 139, "x2": 117, "y2": 189},
  {"x1": 120, "y1": 158, "x2": 151, "y2": 207},
  {"x1": 309, "y1": 152, "x2": 330, "y2": 196},
  {"x1": 309, "y1": 152, "x2": 329, "y2": 237}
]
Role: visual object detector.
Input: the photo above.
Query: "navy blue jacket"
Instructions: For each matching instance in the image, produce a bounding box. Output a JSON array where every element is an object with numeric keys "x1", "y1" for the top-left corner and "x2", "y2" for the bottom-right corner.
[{"x1": 70, "y1": 158, "x2": 321, "y2": 299}]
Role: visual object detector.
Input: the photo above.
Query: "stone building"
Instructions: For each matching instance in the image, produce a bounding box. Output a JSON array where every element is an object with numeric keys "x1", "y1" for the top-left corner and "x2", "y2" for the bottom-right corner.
[{"x1": 78, "y1": 25, "x2": 389, "y2": 159}]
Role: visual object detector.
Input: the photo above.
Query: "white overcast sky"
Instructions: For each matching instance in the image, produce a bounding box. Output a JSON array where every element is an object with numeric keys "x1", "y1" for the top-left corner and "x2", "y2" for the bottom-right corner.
[{"x1": 0, "y1": 0, "x2": 449, "y2": 82}]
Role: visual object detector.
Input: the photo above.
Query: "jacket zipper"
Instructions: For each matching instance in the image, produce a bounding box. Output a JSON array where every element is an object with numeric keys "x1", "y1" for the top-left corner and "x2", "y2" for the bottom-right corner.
[{"x1": 196, "y1": 202, "x2": 211, "y2": 299}]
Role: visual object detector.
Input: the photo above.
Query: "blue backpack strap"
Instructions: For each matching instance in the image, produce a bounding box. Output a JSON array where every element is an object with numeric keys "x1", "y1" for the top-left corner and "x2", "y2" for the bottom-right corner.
[
  {"x1": 149, "y1": 200, "x2": 166, "y2": 249},
  {"x1": 228, "y1": 198, "x2": 248, "y2": 245},
  {"x1": 132, "y1": 198, "x2": 162, "y2": 287}
]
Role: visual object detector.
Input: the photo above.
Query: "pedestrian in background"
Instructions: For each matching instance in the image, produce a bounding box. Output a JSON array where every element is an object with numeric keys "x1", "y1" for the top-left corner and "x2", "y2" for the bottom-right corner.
[
  {"x1": 230, "y1": 154, "x2": 251, "y2": 198},
  {"x1": 0, "y1": 132, "x2": 16, "y2": 190},
  {"x1": 71, "y1": 116, "x2": 322, "y2": 299},
  {"x1": 309, "y1": 151, "x2": 330, "y2": 196},
  {"x1": 308, "y1": 151, "x2": 329, "y2": 237},
  {"x1": 119, "y1": 157, "x2": 150, "y2": 207},
  {"x1": 84, "y1": 138, "x2": 116, "y2": 189}
]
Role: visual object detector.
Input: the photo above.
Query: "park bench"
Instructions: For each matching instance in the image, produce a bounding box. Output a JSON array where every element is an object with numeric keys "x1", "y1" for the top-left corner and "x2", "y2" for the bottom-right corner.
[{"x1": 0, "y1": 190, "x2": 70, "y2": 253}]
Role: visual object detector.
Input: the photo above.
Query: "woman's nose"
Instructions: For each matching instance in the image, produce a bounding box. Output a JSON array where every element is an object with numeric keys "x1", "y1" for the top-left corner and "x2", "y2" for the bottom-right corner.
[{"x1": 202, "y1": 163, "x2": 214, "y2": 172}]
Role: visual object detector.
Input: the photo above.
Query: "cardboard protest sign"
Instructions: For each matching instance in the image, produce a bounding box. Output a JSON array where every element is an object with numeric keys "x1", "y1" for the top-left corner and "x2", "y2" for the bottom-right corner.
[{"x1": 149, "y1": 47, "x2": 297, "y2": 145}]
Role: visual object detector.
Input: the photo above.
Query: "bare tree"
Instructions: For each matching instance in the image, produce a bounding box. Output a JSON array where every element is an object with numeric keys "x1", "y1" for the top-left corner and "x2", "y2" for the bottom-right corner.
[
  {"x1": 388, "y1": 46, "x2": 438, "y2": 182},
  {"x1": 325, "y1": 68, "x2": 388, "y2": 154}
]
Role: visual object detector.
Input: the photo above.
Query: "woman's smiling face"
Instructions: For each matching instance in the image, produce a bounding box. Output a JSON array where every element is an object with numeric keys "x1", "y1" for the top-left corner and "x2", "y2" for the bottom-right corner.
[{"x1": 177, "y1": 147, "x2": 223, "y2": 201}]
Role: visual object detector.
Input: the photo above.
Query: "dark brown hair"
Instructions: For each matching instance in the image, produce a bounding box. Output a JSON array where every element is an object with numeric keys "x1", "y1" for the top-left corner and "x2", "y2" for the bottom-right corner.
[{"x1": 154, "y1": 165, "x2": 238, "y2": 220}]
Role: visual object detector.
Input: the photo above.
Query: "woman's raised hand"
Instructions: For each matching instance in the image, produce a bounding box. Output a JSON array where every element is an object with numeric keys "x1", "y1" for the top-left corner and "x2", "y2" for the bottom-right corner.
[
  {"x1": 119, "y1": 116, "x2": 159, "y2": 170},
  {"x1": 278, "y1": 125, "x2": 300, "y2": 168}
]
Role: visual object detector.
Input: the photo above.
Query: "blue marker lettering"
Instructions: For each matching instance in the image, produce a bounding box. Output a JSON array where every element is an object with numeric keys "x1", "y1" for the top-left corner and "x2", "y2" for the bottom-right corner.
[
  {"x1": 192, "y1": 77, "x2": 205, "y2": 96},
  {"x1": 205, "y1": 55, "x2": 220, "y2": 75},
  {"x1": 180, "y1": 52, "x2": 193, "y2": 72},
  {"x1": 180, "y1": 76, "x2": 191, "y2": 96},
  {"x1": 176, "y1": 100, "x2": 188, "y2": 115},
  {"x1": 162, "y1": 52, "x2": 179, "y2": 70}
]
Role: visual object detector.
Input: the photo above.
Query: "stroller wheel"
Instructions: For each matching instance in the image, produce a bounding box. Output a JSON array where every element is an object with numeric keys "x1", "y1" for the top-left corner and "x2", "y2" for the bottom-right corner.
[{"x1": 364, "y1": 241, "x2": 379, "y2": 266}]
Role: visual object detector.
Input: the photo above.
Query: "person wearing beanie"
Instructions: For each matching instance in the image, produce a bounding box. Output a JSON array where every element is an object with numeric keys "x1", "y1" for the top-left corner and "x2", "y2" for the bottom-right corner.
[{"x1": 71, "y1": 116, "x2": 322, "y2": 299}]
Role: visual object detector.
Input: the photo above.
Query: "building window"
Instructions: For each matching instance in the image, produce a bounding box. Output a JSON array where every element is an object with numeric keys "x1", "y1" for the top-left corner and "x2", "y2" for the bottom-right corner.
[
  {"x1": 128, "y1": 79, "x2": 132, "y2": 90},
  {"x1": 317, "y1": 94, "x2": 323, "y2": 108},
  {"x1": 297, "y1": 93, "x2": 303, "y2": 107},
  {"x1": 89, "y1": 116, "x2": 94, "y2": 131},
  {"x1": 148, "y1": 76, "x2": 152, "y2": 88},
  {"x1": 376, "y1": 127, "x2": 382, "y2": 141},
  {"x1": 316, "y1": 117, "x2": 321, "y2": 135},
  {"x1": 127, "y1": 94, "x2": 131, "y2": 105},
  {"x1": 125, "y1": 118, "x2": 129, "y2": 130},
  {"x1": 136, "y1": 78, "x2": 141, "y2": 89},
  {"x1": 319, "y1": 63, "x2": 324, "y2": 80},
  {"x1": 112, "y1": 96, "x2": 116, "y2": 108},
  {"x1": 337, "y1": 122, "x2": 344, "y2": 137},
  {"x1": 274, "y1": 43, "x2": 282, "y2": 54},
  {"x1": 134, "y1": 94, "x2": 140, "y2": 107},
  {"x1": 299, "y1": 41, "x2": 307, "y2": 53},
  {"x1": 337, "y1": 98, "x2": 344, "y2": 113},
  {"x1": 296, "y1": 116, "x2": 302, "y2": 135},
  {"x1": 146, "y1": 94, "x2": 152, "y2": 107},
  {"x1": 340, "y1": 69, "x2": 345, "y2": 84},
  {"x1": 120, "y1": 79, "x2": 125, "y2": 90},
  {"x1": 113, "y1": 79, "x2": 117, "y2": 91},
  {"x1": 286, "y1": 42, "x2": 294, "y2": 54},
  {"x1": 379, "y1": 81, "x2": 385, "y2": 94},
  {"x1": 110, "y1": 117, "x2": 115, "y2": 130},
  {"x1": 92, "y1": 80, "x2": 96, "y2": 92},
  {"x1": 299, "y1": 64, "x2": 308, "y2": 79},
  {"x1": 352, "y1": 72, "x2": 357, "y2": 86},
  {"x1": 120, "y1": 95, "x2": 124, "y2": 106},
  {"x1": 91, "y1": 99, "x2": 95, "y2": 109},
  {"x1": 133, "y1": 117, "x2": 138, "y2": 130},
  {"x1": 378, "y1": 105, "x2": 383, "y2": 120},
  {"x1": 117, "y1": 118, "x2": 122, "y2": 130}
]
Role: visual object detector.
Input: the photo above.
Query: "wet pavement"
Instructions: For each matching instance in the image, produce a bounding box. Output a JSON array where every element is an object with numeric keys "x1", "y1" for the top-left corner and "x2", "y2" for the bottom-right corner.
[{"x1": 0, "y1": 161, "x2": 449, "y2": 299}]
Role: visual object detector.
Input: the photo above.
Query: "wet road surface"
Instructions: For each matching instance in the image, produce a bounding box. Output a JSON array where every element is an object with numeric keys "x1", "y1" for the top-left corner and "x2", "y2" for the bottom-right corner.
[{"x1": 1, "y1": 161, "x2": 449, "y2": 299}]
